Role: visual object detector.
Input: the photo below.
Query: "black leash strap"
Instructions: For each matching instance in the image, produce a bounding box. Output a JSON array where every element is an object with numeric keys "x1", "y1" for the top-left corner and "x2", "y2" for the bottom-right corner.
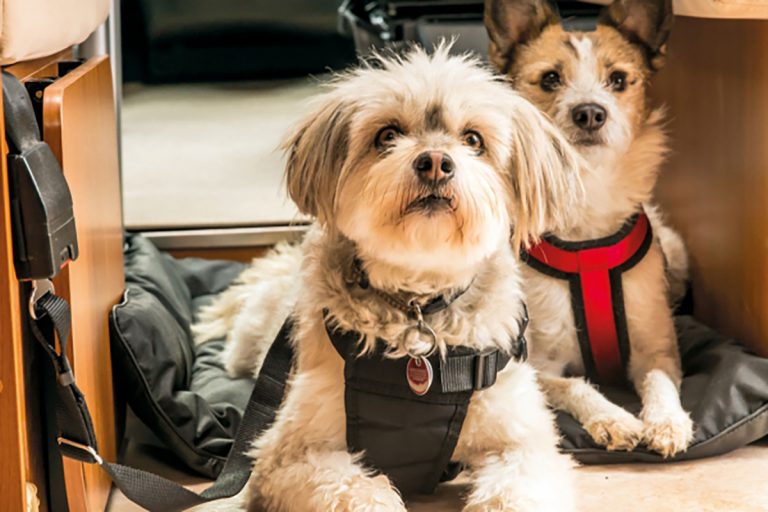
[{"x1": 29, "y1": 288, "x2": 294, "y2": 511}]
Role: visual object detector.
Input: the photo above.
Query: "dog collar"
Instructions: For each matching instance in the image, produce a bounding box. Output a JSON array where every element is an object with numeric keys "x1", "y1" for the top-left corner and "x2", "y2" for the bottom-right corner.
[
  {"x1": 346, "y1": 257, "x2": 474, "y2": 355},
  {"x1": 523, "y1": 211, "x2": 653, "y2": 385},
  {"x1": 324, "y1": 314, "x2": 528, "y2": 394}
]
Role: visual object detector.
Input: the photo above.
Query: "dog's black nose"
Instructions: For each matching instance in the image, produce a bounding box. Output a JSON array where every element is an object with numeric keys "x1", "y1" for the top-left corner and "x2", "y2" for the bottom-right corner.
[
  {"x1": 572, "y1": 103, "x2": 607, "y2": 131},
  {"x1": 413, "y1": 151, "x2": 454, "y2": 183}
]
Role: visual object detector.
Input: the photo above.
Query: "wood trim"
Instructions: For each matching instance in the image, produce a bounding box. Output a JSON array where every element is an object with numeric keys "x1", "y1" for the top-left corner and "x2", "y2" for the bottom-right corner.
[
  {"x1": 4, "y1": 48, "x2": 74, "y2": 82},
  {"x1": 168, "y1": 246, "x2": 269, "y2": 263},
  {"x1": 652, "y1": 16, "x2": 768, "y2": 355},
  {"x1": 0, "y1": 82, "x2": 30, "y2": 512},
  {"x1": 42, "y1": 55, "x2": 123, "y2": 512}
]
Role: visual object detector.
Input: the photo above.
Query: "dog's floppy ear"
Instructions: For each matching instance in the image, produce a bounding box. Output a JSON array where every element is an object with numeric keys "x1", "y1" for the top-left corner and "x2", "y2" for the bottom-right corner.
[
  {"x1": 599, "y1": 0, "x2": 674, "y2": 71},
  {"x1": 484, "y1": 0, "x2": 559, "y2": 74},
  {"x1": 507, "y1": 99, "x2": 585, "y2": 249},
  {"x1": 283, "y1": 90, "x2": 352, "y2": 224}
]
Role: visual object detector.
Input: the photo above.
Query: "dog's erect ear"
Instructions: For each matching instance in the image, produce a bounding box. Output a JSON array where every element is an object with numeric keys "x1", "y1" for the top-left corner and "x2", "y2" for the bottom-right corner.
[
  {"x1": 484, "y1": 0, "x2": 559, "y2": 74},
  {"x1": 283, "y1": 90, "x2": 352, "y2": 224},
  {"x1": 507, "y1": 99, "x2": 585, "y2": 249},
  {"x1": 599, "y1": 0, "x2": 674, "y2": 71}
]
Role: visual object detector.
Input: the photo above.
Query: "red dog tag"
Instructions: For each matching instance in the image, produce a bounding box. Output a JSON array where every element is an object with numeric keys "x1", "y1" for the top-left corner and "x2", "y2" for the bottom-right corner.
[{"x1": 406, "y1": 357, "x2": 433, "y2": 396}]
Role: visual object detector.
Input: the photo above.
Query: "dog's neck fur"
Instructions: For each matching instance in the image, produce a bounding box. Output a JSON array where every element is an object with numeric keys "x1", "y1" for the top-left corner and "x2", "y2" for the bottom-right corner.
[
  {"x1": 554, "y1": 108, "x2": 668, "y2": 241},
  {"x1": 300, "y1": 227, "x2": 525, "y2": 356},
  {"x1": 323, "y1": 231, "x2": 478, "y2": 298}
]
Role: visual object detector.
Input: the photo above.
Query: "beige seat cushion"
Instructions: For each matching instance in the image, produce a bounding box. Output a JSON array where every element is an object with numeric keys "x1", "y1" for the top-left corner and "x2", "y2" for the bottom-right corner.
[
  {"x1": 587, "y1": 0, "x2": 768, "y2": 19},
  {"x1": 0, "y1": 0, "x2": 109, "y2": 64}
]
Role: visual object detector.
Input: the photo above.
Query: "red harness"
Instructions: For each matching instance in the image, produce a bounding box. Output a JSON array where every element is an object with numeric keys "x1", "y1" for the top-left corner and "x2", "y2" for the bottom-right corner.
[{"x1": 523, "y1": 212, "x2": 652, "y2": 385}]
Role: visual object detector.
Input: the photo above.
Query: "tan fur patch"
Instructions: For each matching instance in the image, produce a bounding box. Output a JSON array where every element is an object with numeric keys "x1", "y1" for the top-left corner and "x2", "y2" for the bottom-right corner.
[{"x1": 509, "y1": 24, "x2": 651, "y2": 140}]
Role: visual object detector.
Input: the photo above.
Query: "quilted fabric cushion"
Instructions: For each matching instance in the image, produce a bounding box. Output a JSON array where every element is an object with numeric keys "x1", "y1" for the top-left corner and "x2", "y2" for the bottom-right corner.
[
  {"x1": 110, "y1": 234, "x2": 251, "y2": 477},
  {"x1": 559, "y1": 316, "x2": 768, "y2": 462}
]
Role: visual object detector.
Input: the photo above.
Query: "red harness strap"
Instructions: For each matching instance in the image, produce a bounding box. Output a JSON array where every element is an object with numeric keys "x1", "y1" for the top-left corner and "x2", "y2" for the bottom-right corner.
[{"x1": 524, "y1": 212, "x2": 652, "y2": 385}]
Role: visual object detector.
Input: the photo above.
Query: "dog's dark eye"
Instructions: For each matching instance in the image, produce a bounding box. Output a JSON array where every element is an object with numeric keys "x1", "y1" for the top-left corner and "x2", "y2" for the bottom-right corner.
[
  {"x1": 375, "y1": 126, "x2": 401, "y2": 150},
  {"x1": 540, "y1": 70, "x2": 561, "y2": 92},
  {"x1": 462, "y1": 130, "x2": 484, "y2": 152},
  {"x1": 609, "y1": 70, "x2": 628, "y2": 92}
]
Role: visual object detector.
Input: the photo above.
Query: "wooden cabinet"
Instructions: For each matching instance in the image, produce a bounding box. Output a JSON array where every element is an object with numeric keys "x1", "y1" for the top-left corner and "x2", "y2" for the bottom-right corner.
[
  {"x1": 0, "y1": 53, "x2": 123, "y2": 511},
  {"x1": 653, "y1": 16, "x2": 768, "y2": 356}
]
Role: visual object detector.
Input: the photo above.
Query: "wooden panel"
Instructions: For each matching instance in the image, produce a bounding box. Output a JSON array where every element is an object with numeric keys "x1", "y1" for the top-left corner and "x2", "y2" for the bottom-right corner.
[
  {"x1": 652, "y1": 17, "x2": 768, "y2": 355},
  {"x1": 168, "y1": 245, "x2": 269, "y2": 262},
  {"x1": 43, "y1": 56, "x2": 123, "y2": 512},
  {"x1": 0, "y1": 83, "x2": 30, "y2": 512}
]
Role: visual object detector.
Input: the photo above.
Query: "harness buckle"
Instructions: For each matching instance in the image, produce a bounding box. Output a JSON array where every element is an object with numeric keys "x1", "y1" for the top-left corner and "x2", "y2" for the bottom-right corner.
[
  {"x1": 29, "y1": 279, "x2": 54, "y2": 320},
  {"x1": 474, "y1": 351, "x2": 498, "y2": 390},
  {"x1": 57, "y1": 437, "x2": 103, "y2": 465}
]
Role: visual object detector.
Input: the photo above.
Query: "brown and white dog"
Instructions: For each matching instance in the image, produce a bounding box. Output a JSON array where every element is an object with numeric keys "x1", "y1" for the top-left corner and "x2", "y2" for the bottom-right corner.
[
  {"x1": 195, "y1": 0, "x2": 692, "y2": 458},
  {"x1": 485, "y1": 0, "x2": 693, "y2": 456}
]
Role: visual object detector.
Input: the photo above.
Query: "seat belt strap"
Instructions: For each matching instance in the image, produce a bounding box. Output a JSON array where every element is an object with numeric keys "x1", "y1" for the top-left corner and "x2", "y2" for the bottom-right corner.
[{"x1": 29, "y1": 289, "x2": 294, "y2": 512}]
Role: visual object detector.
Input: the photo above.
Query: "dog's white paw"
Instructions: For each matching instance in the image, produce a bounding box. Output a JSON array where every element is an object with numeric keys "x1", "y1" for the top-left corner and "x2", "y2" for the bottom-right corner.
[
  {"x1": 463, "y1": 498, "x2": 517, "y2": 512},
  {"x1": 642, "y1": 409, "x2": 694, "y2": 457},
  {"x1": 334, "y1": 474, "x2": 406, "y2": 512},
  {"x1": 463, "y1": 494, "x2": 565, "y2": 512},
  {"x1": 583, "y1": 411, "x2": 644, "y2": 451}
]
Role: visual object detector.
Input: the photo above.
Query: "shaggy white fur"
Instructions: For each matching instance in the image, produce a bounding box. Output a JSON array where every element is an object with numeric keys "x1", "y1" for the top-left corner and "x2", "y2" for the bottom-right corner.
[{"x1": 197, "y1": 46, "x2": 584, "y2": 511}]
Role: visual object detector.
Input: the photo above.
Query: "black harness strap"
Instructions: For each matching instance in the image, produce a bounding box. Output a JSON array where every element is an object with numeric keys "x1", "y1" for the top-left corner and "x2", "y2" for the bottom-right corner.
[
  {"x1": 323, "y1": 308, "x2": 527, "y2": 495},
  {"x1": 325, "y1": 320, "x2": 525, "y2": 393},
  {"x1": 29, "y1": 291, "x2": 294, "y2": 512}
]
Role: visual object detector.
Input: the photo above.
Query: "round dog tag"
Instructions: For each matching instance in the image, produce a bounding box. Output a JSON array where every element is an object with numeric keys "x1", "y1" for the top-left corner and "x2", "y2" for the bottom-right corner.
[{"x1": 406, "y1": 356, "x2": 433, "y2": 396}]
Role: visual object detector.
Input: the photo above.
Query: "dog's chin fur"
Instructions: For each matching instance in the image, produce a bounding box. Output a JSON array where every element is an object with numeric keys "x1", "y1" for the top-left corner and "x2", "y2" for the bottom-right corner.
[{"x1": 196, "y1": 45, "x2": 578, "y2": 512}]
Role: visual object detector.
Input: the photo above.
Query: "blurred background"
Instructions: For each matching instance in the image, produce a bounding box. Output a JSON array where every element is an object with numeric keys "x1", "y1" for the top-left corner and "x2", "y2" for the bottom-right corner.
[
  {"x1": 119, "y1": 0, "x2": 358, "y2": 233},
  {"x1": 117, "y1": 0, "x2": 496, "y2": 246}
]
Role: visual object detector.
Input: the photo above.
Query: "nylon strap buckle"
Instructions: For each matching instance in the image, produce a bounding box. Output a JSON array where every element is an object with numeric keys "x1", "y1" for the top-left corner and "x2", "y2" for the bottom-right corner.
[
  {"x1": 29, "y1": 278, "x2": 54, "y2": 320},
  {"x1": 473, "y1": 351, "x2": 497, "y2": 390},
  {"x1": 57, "y1": 437, "x2": 103, "y2": 465}
]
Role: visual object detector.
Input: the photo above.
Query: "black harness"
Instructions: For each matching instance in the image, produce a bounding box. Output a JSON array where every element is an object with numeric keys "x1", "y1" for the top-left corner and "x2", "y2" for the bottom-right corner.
[{"x1": 323, "y1": 264, "x2": 528, "y2": 495}]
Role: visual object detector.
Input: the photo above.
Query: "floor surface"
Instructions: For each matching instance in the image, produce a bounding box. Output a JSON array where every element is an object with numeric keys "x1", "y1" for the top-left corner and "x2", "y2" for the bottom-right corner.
[
  {"x1": 109, "y1": 440, "x2": 768, "y2": 511},
  {"x1": 121, "y1": 80, "x2": 318, "y2": 230}
]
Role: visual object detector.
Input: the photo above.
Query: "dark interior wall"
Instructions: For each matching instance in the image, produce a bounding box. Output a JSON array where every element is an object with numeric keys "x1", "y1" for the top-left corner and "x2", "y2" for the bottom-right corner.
[{"x1": 121, "y1": 0, "x2": 356, "y2": 83}]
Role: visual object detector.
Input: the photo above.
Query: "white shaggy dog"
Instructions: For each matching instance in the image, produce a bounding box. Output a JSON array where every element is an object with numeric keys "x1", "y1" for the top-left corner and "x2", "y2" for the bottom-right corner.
[{"x1": 200, "y1": 47, "x2": 585, "y2": 511}]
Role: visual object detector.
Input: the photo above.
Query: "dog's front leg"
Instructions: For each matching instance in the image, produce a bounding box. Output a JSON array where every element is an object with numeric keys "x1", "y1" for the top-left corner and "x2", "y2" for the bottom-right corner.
[
  {"x1": 629, "y1": 335, "x2": 693, "y2": 457},
  {"x1": 625, "y1": 246, "x2": 694, "y2": 457},
  {"x1": 245, "y1": 336, "x2": 406, "y2": 512},
  {"x1": 538, "y1": 374, "x2": 643, "y2": 451},
  {"x1": 456, "y1": 364, "x2": 575, "y2": 512}
]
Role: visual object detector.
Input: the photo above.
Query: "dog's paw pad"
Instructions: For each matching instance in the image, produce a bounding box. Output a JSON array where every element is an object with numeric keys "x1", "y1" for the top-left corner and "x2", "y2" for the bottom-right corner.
[
  {"x1": 584, "y1": 413, "x2": 644, "y2": 451},
  {"x1": 642, "y1": 411, "x2": 694, "y2": 458}
]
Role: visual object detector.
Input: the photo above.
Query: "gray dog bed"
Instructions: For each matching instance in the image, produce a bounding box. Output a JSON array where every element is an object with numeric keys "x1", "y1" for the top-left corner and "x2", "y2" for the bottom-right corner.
[{"x1": 109, "y1": 234, "x2": 768, "y2": 477}]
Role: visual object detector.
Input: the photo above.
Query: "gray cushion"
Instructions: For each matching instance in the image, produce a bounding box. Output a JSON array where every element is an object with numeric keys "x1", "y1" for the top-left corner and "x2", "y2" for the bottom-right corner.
[
  {"x1": 558, "y1": 316, "x2": 768, "y2": 463},
  {"x1": 110, "y1": 234, "x2": 251, "y2": 477}
]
